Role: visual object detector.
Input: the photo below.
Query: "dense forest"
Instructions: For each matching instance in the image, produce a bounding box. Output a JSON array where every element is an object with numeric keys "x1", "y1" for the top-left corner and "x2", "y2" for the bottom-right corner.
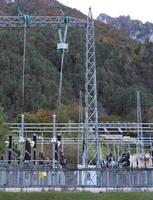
[{"x1": 1, "y1": 0, "x2": 153, "y2": 122}]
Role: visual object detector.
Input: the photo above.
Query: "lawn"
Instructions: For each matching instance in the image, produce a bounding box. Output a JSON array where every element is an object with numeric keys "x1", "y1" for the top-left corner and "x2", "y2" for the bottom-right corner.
[{"x1": 0, "y1": 192, "x2": 153, "y2": 200}]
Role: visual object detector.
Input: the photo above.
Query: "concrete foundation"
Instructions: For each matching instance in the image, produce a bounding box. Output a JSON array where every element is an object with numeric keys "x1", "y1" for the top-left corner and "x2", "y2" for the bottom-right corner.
[{"x1": 1, "y1": 187, "x2": 153, "y2": 192}]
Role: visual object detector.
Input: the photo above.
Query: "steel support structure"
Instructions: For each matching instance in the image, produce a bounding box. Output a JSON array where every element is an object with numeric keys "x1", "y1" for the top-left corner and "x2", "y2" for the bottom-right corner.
[
  {"x1": 83, "y1": 8, "x2": 100, "y2": 168},
  {"x1": 52, "y1": 114, "x2": 57, "y2": 169},
  {"x1": 19, "y1": 115, "x2": 25, "y2": 164},
  {"x1": 0, "y1": 16, "x2": 86, "y2": 28},
  {"x1": 0, "y1": 10, "x2": 100, "y2": 169},
  {"x1": 137, "y1": 91, "x2": 144, "y2": 155}
]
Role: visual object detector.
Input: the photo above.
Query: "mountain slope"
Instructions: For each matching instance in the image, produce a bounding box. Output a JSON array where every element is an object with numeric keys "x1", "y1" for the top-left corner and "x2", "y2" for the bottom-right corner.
[
  {"x1": 97, "y1": 13, "x2": 153, "y2": 43},
  {"x1": 1, "y1": 0, "x2": 153, "y2": 122}
]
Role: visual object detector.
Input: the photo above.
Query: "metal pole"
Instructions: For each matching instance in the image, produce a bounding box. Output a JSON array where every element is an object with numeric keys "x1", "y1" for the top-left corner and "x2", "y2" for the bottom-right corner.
[
  {"x1": 68, "y1": 120, "x2": 71, "y2": 136},
  {"x1": 33, "y1": 134, "x2": 37, "y2": 164},
  {"x1": 19, "y1": 114, "x2": 25, "y2": 164},
  {"x1": 137, "y1": 91, "x2": 144, "y2": 155},
  {"x1": 77, "y1": 91, "x2": 83, "y2": 166},
  {"x1": 113, "y1": 144, "x2": 116, "y2": 164},
  {"x1": 30, "y1": 145, "x2": 34, "y2": 162},
  {"x1": 21, "y1": 114, "x2": 24, "y2": 138},
  {"x1": 41, "y1": 132, "x2": 44, "y2": 153},
  {"x1": 8, "y1": 135, "x2": 12, "y2": 164},
  {"x1": 52, "y1": 114, "x2": 57, "y2": 168}
]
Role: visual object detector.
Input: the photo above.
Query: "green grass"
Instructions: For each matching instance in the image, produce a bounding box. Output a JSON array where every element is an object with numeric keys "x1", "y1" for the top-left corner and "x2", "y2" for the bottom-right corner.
[{"x1": 0, "y1": 192, "x2": 153, "y2": 200}]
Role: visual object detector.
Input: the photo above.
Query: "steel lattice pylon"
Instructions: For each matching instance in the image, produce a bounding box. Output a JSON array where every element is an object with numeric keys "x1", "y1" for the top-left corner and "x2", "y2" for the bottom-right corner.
[{"x1": 83, "y1": 8, "x2": 100, "y2": 168}]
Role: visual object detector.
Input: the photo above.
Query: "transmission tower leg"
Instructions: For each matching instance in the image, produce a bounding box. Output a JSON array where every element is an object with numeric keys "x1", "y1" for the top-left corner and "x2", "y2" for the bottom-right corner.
[{"x1": 83, "y1": 7, "x2": 100, "y2": 186}]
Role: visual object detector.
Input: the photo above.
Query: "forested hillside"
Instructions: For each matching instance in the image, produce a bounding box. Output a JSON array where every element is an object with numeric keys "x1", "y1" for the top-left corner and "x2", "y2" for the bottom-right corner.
[{"x1": 1, "y1": 0, "x2": 153, "y2": 122}]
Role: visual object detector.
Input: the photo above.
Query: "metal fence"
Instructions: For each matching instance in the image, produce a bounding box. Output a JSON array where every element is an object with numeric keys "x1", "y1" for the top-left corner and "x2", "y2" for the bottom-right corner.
[{"x1": 0, "y1": 167, "x2": 153, "y2": 188}]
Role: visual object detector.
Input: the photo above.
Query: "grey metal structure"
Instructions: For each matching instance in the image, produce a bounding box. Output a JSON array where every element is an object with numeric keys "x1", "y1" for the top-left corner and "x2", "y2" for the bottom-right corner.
[
  {"x1": 137, "y1": 91, "x2": 144, "y2": 154},
  {"x1": 0, "y1": 16, "x2": 86, "y2": 28},
  {"x1": 2, "y1": 9, "x2": 153, "y2": 190},
  {"x1": 0, "y1": 168, "x2": 153, "y2": 188},
  {"x1": 52, "y1": 115, "x2": 57, "y2": 169},
  {"x1": 11, "y1": 135, "x2": 153, "y2": 146},
  {"x1": 18, "y1": 115, "x2": 25, "y2": 164},
  {"x1": 9, "y1": 122, "x2": 153, "y2": 134},
  {"x1": 83, "y1": 8, "x2": 100, "y2": 168},
  {"x1": 0, "y1": 9, "x2": 100, "y2": 170}
]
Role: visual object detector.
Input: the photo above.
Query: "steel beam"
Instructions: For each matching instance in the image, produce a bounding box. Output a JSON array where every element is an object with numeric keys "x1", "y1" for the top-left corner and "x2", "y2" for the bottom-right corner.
[{"x1": 0, "y1": 16, "x2": 86, "y2": 28}]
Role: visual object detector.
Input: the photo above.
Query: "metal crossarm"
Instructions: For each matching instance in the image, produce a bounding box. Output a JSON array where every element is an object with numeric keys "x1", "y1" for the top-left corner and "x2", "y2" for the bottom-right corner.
[{"x1": 0, "y1": 16, "x2": 86, "y2": 28}]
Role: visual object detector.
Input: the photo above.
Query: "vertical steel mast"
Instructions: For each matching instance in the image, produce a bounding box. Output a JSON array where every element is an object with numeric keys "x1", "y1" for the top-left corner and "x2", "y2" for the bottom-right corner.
[
  {"x1": 137, "y1": 91, "x2": 144, "y2": 155},
  {"x1": 83, "y1": 8, "x2": 100, "y2": 168}
]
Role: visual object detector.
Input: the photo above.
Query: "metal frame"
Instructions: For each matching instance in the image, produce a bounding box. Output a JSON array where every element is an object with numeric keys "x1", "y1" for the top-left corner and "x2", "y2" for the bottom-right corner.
[
  {"x1": 83, "y1": 8, "x2": 100, "y2": 168},
  {"x1": 9, "y1": 122, "x2": 153, "y2": 134},
  {"x1": 0, "y1": 16, "x2": 86, "y2": 28},
  {"x1": 0, "y1": 168, "x2": 153, "y2": 188},
  {"x1": 137, "y1": 91, "x2": 144, "y2": 154},
  {"x1": 0, "y1": 10, "x2": 100, "y2": 169}
]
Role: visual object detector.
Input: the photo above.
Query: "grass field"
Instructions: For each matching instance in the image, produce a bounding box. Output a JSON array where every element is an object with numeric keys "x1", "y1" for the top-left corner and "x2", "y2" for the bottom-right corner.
[{"x1": 0, "y1": 192, "x2": 153, "y2": 200}]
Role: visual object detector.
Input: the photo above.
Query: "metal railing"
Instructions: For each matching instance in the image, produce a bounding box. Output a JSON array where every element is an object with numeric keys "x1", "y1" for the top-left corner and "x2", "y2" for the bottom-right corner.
[
  {"x1": 8, "y1": 122, "x2": 153, "y2": 135},
  {"x1": 0, "y1": 168, "x2": 153, "y2": 188},
  {"x1": 10, "y1": 136, "x2": 153, "y2": 145}
]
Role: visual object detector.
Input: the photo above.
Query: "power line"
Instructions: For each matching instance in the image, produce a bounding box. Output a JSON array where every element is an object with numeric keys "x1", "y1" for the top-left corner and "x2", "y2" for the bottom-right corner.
[
  {"x1": 57, "y1": 20, "x2": 69, "y2": 118},
  {"x1": 22, "y1": 19, "x2": 26, "y2": 113}
]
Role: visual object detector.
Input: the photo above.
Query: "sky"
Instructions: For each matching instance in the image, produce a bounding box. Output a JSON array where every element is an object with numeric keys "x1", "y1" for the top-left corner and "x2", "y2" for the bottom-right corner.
[{"x1": 58, "y1": 0, "x2": 153, "y2": 23}]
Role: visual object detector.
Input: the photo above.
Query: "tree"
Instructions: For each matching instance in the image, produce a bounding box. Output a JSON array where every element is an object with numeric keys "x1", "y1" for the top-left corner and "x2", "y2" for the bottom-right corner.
[
  {"x1": 58, "y1": 103, "x2": 79, "y2": 123},
  {"x1": 16, "y1": 112, "x2": 37, "y2": 123},
  {"x1": 0, "y1": 107, "x2": 9, "y2": 154},
  {"x1": 34, "y1": 108, "x2": 53, "y2": 122}
]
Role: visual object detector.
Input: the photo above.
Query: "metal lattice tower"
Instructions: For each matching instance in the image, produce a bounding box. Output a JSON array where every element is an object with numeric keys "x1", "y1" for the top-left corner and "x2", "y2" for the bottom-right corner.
[
  {"x1": 137, "y1": 91, "x2": 144, "y2": 154},
  {"x1": 83, "y1": 8, "x2": 100, "y2": 168}
]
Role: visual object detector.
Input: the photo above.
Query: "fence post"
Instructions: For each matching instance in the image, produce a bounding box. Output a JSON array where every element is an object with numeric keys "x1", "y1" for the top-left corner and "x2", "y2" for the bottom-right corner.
[
  {"x1": 106, "y1": 170, "x2": 109, "y2": 187},
  {"x1": 145, "y1": 170, "x2": 147, "y2": 185},
  {"x1": 137, "y1": 171, "x2": 140, "y2": 186}
]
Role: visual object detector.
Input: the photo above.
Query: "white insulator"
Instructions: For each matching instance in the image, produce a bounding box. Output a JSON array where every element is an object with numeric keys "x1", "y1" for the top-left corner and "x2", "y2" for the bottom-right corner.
[
  {"x1": 19, "y1": 136, "x2": 25, "y2": 144},
  {"x1": 5, "y1": 141, "x2": 9, "y2": 146},
  {"x1": 30, "y1": 140, "x2": 35, "y2": 147},
  {"x1": 104, "y1": 127, "x2": 109, "y2": 133},
  {"x1": 57, "y1": 141, "x2": 61, "y2": 147},
  {"x1": 57, "y1": 43, "x2": 68, "y2": 50},
  {"x1": 51, "y1": 137, "x2": 57, "y2": 144},
  {"x1": 118, "y1": 128, "x2": 123, "y2": 133}
]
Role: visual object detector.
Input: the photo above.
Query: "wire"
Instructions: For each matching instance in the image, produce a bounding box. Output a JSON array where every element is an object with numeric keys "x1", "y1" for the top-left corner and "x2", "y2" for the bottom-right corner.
[
  {"x1": 57, "y1": 49, "x2": 65, "y2": 118},
  {"x1": 22, "y1": 21, "x2": 27, "y2": 113},
  {"x1": 56, "y1": 22, "x2": 69, "y2": 118},
  {"x1": 17, "y1": 9, "x2": 27, "y2": 113}
]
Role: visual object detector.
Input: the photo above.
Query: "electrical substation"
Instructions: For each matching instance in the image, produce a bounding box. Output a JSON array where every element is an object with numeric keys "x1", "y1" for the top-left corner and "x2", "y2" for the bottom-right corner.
[{"x1": 1, "y1": 8, "x2": 153, "y2": 191}]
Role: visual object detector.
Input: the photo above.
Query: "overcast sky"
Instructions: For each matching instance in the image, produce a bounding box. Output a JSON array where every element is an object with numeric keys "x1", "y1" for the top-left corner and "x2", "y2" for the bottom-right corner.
[{"x1": 58, "y1": 0, "x2": 153, "y2": 23}]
